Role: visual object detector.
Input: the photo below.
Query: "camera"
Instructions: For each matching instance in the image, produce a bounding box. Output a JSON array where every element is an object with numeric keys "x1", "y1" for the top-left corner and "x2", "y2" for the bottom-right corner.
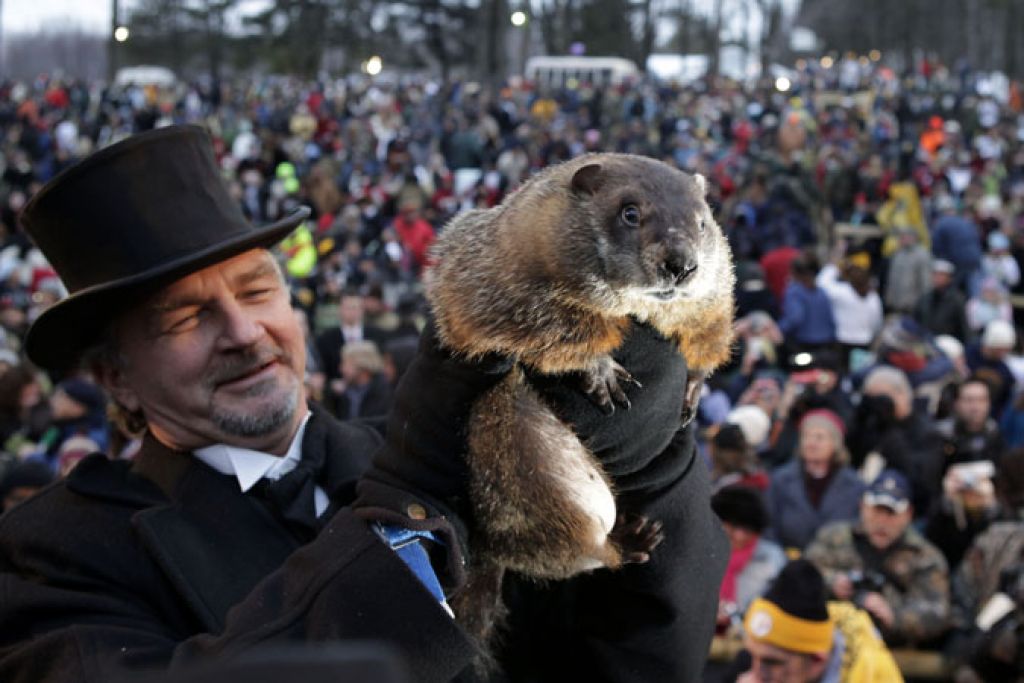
[
  {"x1": 950, "y1": 461, "x2": 996, "y2": 492},
  {"x1": 848, "y1": 569, "x2": 887, "y2": 607}
]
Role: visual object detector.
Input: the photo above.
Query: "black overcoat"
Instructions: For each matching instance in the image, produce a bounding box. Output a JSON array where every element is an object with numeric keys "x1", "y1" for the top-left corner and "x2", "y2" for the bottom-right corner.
[{"x1": 0, "y1": 405, "x2": 726, "y2": 682}]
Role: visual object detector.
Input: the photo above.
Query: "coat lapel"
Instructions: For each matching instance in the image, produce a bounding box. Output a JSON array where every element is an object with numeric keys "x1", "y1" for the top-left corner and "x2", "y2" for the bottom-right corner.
[
  {"x1": 130, "y1": 435, "x2": 299, "y2": 632},
  {"x1": 125, "y1": 408, "x2": 381, "y2": 633}
]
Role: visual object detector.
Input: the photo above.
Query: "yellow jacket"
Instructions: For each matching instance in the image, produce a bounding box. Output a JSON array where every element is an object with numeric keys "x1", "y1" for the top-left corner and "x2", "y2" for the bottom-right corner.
[{"x1": 828, "y1": 601, "x2": 903, "y2": 683}]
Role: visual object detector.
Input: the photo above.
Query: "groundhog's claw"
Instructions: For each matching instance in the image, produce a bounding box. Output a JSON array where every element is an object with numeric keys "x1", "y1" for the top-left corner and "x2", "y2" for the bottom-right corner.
[
  {"x1": 680, "y1": 375, "x2": 705, "y2": 427},
  {"x1": 582, "y1": 357, "x2": 637, "y2": 413},
  {"x1": 610, "y1": 514, "x2": 664, "y2": 564}
]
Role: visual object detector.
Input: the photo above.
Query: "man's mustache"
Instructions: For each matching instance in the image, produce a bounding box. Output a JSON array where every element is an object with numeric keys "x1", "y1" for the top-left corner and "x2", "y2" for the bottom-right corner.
[{"x1": 207, "y1": 345, "x2": 291, "y2": 387}]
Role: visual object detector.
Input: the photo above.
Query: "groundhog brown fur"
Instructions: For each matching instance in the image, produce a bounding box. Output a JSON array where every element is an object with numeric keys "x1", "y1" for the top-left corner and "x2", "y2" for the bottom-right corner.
[{"x1": 425, "y1": 153, "x2": 735, "y2": 653}]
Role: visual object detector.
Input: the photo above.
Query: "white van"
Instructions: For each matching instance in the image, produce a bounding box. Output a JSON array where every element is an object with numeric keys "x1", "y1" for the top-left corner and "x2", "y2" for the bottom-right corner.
[{"x1": 525, "y1": 56, "x2": 639, "y2": 88}]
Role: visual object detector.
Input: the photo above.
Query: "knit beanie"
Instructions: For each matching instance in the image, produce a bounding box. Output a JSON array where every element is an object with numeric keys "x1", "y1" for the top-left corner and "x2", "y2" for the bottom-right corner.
[
  {"x1": 711, "y1": 485, "x2": 768, "y2": 534},
  {"x1": 744, "y1": 559, "x2": 835, "y2": 654}
]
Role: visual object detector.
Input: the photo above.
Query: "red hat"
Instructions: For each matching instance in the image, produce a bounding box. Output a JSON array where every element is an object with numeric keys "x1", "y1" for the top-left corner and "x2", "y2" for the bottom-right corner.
[{"x1": 798, "y1": 408, "x2": 846, "y2": 437}]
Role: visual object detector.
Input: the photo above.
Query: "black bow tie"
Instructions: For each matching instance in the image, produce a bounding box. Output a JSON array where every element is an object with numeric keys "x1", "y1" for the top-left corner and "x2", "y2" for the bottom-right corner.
[{"x1": 252, "y1": 445, "x2": 328, "y2": 539}]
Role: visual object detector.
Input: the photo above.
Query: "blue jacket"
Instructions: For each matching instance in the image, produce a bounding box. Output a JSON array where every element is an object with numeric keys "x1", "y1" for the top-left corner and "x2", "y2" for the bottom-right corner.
[
  {"x1": 931, "y1": 215, "x2": 982, "y2": 276},
  {"x1": 777, "y1": 281, "x2": 836, "y2": 345},
  {"x1": 765, "y1": 458, "x2": 865, "y2": 551}
]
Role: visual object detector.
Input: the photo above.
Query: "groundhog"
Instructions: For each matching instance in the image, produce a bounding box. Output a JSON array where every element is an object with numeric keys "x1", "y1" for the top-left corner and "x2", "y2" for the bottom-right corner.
[{"x1": 425, "y1": 153, "x2": 735, "y2": 653}]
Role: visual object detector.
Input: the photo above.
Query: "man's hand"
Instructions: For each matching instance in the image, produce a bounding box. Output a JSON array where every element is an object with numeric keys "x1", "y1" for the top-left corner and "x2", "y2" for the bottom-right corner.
[{"x1": 861, "y1": 592, "x2": 895, "y2": 629}]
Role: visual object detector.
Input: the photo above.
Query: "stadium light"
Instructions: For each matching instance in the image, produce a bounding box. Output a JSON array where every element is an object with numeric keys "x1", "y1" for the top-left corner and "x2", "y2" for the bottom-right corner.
[
  {"x1": 511, "y1": 11, "x2": 527, "y2": 26},
  {"x1": 114, "y1": 26, "x2": 129, "y2": 43},
  {"x1": 366, "y1": 56, "x2": 383, "y2": 76},
  {"x1": 775, "y1": 76, "x2": 791, "y2": 92}
]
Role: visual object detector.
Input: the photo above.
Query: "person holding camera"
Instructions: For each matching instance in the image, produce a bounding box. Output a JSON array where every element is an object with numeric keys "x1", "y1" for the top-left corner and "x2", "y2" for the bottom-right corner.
[
  {"x1": 924, "y1": 377, "x2": 1006, "y2": 567},
  {"x1": 804, "y1": 470, "x2": 951, "y2": 647},
  {"x1": 846, "y1": 365, "x2": 943, "y2": 515},
  {"x1": 947, "y1": 448, "x2": 1024, "y2": 679}
]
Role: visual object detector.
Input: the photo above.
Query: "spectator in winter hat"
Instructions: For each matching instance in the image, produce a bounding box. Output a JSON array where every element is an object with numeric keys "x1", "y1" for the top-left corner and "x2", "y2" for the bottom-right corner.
[
  {"x1": 765, "y1": 408, "x2": 865, "y2": 551},
  {"x1": 966, "y1": 319, "x2": 1018, "y2": 417},
  {"x1": 735, "y1": 559, "x2": 901, "y2": 682},
  {"x1": 712, "y1": 485, "x2": 787, "y2": 623}
]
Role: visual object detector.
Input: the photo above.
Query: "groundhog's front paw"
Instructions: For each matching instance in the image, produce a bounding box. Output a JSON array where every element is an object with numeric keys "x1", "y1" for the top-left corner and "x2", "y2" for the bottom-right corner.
[
  {"x1": 680, "y1": 375, "x2": 704, "y2": 426},
  {"x1": 609, "y1": 513, "x2": 664, "y2": 564},
  {"x1": 580, "y1": 356, "x2": 642, "y2": 414}
]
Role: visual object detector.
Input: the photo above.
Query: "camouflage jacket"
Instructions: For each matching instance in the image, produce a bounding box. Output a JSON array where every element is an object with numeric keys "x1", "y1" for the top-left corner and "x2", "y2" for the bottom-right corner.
[
  {"x1": 805, "y1": 521, "x2": 950, "y2": 645},
  {"x1": 951, "y1": 520, "x2": 1024, "y2": 630}
]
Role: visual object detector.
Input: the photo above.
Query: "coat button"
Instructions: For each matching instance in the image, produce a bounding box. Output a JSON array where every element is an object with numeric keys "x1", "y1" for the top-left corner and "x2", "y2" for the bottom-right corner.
[{"x1": 406, "y1": 503, "x2": 428, "y2": 520}]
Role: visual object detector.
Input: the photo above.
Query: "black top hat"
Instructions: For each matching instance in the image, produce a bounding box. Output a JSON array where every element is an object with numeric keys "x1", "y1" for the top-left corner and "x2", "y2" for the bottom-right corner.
[{"x1": 21, "y1": 125, "x2": 310, "y2": 371}]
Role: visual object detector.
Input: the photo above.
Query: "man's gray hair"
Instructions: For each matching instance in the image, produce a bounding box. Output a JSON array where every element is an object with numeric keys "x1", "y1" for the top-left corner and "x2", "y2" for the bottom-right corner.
[
  {"x1": 80, "y1": 325, "x2": 149, "y2": 437},
  {"x1": 863, "y1": 364, "x2": 912, "y2": 400}
]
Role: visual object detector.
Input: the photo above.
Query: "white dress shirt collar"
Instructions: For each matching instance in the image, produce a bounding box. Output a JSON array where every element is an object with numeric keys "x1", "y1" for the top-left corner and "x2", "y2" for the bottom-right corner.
[{"x1": 194, "y1": 410, "x2": 312, "y2": 493}]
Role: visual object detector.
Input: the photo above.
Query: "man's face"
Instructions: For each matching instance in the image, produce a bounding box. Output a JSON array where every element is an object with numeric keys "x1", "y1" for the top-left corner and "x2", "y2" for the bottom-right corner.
[
  {"x1": 102, "y1": 249, "x2": 307, "y2": 454},
  {"x1": 982, "y1": 344, "x2": 1011, "y2": 361},
  {"x1": 932, "y1": 270, "x2": 951, "y2": 289},
  {"x1": 956, "y1": 382, "x2": 991, "y2": 431},
  {"x1": 861, "y1": 502, "x2": 912, "y2": 550},
  {"x1": 743, "y1": 636, "x2": 827, "y2": 683},
  {"x1": 338, "y1": 295, "x2": 364, "y2": 327}
]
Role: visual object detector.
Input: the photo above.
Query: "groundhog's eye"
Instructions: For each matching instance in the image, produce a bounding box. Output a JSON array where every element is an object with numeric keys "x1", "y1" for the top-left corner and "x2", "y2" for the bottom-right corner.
[
  {"x1": 620, "y1": 204, "x2": 641, "y2": 227},
  {"x1": 699, "y1": 218, "x2": 706, "y2": 234}
]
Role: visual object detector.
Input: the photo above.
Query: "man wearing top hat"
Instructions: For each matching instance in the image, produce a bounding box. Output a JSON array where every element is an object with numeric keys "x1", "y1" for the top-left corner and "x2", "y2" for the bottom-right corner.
[{"x1": 0, "y1": 126, "x2": 726, "y2": 681}]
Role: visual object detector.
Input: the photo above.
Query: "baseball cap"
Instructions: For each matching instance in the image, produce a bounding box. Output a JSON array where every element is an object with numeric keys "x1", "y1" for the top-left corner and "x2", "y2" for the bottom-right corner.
[
  {"x1": 864, "y1": 469, "x2": 911, "y2": 513},
  {"x1": 932, "y1": 259, "x2": 956, "y2": 274}
]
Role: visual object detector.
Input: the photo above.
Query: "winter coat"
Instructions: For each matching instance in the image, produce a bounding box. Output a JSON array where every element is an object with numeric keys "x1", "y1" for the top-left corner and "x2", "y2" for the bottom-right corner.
[
  {"x1": 0, "y1": 406, "x2": 726, "y2": 682},
  {"x1": 764, "y1": 458, "x2": 865, "y2": 551}
]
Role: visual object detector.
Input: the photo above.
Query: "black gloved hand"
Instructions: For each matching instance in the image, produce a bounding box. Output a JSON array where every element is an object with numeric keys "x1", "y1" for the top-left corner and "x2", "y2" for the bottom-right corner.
[
  {"x1": 524, "y1": 319, "x2": 691, "y2": 496},
  {"x1": 353, "y1": 318, "x2": 512, "y2": 584}
]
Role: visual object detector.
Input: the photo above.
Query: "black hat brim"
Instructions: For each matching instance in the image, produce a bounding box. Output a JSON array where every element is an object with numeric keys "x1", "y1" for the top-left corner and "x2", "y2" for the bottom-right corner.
[{"x1": 25, "y1": 206, "x2": 310, "y2": 372}]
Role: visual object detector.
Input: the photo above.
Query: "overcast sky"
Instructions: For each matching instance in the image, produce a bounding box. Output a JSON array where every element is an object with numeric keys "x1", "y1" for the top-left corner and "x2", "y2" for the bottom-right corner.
[
  {"x1": 1, "y1": 0, "x2": 273, "y2": 34},
  {"x1": 3, "y1": 0, "x2": 110, "y2": 33},
  {"x1": 1, "y1": 0, "x2": 798, "y2": 39}
]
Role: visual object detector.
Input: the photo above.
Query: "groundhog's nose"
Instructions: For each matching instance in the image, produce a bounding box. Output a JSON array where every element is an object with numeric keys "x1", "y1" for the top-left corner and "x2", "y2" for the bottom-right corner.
[{"x1": 664, "y1": 250, "x2": 698, "y2": 284}]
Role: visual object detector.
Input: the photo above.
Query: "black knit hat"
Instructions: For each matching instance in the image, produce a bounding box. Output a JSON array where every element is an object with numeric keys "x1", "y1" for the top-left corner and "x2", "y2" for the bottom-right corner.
[
  {"x1": 21, "y1": 125, "x2": 310, "y2": 372},
  {"x1": 713, "y1": 423, "x2": 749, "y2": 452},
  {"x1": 711, "y1": 485, "x2": 769, "y2": 533},
  {"x1": 763, "y1": 559, "x2": 830, "y2": 622}
]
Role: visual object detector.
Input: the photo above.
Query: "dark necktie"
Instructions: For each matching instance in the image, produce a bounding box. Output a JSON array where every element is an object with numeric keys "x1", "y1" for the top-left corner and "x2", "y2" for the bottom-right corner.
[{"x1": 252, "y1": 445, "x2": 327, "y2": 539}]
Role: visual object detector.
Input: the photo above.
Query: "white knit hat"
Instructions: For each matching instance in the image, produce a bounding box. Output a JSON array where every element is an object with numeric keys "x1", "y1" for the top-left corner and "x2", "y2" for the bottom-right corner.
[
  {"x1": 726, "y1": 405, "x2": 771, "y2": 448},
  {"x1": 982, "y1": 319, "x2": 1017, "y2": 350}
]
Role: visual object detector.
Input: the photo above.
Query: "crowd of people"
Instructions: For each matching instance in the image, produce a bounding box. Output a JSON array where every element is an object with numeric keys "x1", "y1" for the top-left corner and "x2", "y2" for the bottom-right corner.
[{"x1": 3, "y1": 54, "x2": 1024, "y2": 680}]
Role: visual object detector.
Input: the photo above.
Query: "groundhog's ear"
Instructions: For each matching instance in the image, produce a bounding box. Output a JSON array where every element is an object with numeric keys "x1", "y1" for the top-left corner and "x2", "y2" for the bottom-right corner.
[
  {"x1": 571, "y1": 164, "x2": 603, "y2": 196},
  {"x1": 693, "y1": 173, "x2": 708, "y2": 196}
]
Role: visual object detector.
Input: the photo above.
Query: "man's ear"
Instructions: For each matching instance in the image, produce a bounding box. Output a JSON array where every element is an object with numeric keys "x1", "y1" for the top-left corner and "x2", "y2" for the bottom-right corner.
[{"x1": 93, "y1": 360, "x2": 140, "y2": 413}]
